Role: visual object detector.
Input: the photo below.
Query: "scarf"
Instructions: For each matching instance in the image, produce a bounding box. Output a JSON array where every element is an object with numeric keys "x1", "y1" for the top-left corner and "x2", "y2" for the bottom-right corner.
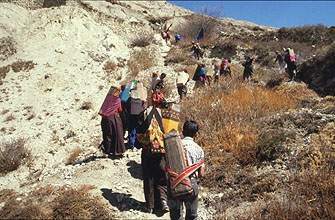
[{"x1": 99, "y1": 94, "x2": 121, "y2": 117}]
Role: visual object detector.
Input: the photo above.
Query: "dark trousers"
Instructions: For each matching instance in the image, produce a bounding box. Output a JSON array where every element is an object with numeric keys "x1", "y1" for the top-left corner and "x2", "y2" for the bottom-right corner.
[
  {"x1": 142, "y1": 152, "x2": 168, "y2": 209},
  {"x1": 177, "y1": 85, "x2": 187, "y2": 100},
  {"x1": 168, "y1": 178, "x2": 199, "y2": 220}
]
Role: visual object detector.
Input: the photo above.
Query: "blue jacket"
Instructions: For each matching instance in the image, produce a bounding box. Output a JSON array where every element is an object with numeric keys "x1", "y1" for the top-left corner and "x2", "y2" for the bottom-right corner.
[
  {"x1": 119, "y1": 88, "x2": 131, "y2": 103},
  {"x1": 193, "y1": 67, "x2": 206, "y2": 81}
]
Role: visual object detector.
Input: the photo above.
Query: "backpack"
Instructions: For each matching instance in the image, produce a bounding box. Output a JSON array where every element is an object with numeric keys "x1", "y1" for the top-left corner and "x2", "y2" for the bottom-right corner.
[
  {"x1": 135, "y1": 107, "x2": 165, "y2": 154},
  {"x1": 221, "y1": 59, "x2": 227, "y2": 70},
  {"x1": 129, "y1": 98, "x2": 142, "y2": 115},
  {"x1": 152, "y1": 92, "x2": 165, "y2": 108}
]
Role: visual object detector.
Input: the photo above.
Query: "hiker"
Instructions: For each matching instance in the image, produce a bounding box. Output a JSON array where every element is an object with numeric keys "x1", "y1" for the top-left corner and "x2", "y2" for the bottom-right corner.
[
  {"x1": 135, "y1": 106, "x2": 168, "y2": 213},
  {"x1": 213, "y1": 62, "x2": 219, "y2": 83},
  {"x1": 153, "y1": 73, "x2": 167, "y2": 93},
  {"x1": 220, "y1": 58, "x2": 228, "y2": 76},
  {"x1": 151, "y1": 72, "x2": 159, "y2": 90},
  {"x1": 167, "y1": 120, "x2": 205, "y2": 220},
  {"x1": 226, "y1": 59, "x2": 232, "y2": 77},
  {"x1": 284, "y1": 48, "x2": 297, "y2": 81},
  {"x1": 152, "y1": 73, "x2": 167, "y2": 108},
  {"x1": 193, "y1": 64, "x2": 207, "y2": 88},
  {"x1": 162, "y1": 24, "x2": 172, "y2": 44},
  {"x1": 176, "y1": 70, "x2": 190, "y2": 100},
  {"x1": 192, "y1": 41, "x2": 201, "y2": 60},
  {"x1": 175, "y1": 34, "x2": 181, "y2": 44},
  {"x1": 98, "y1": 84, "x2": 126, "y2": 157},
  {"x1": 119, "y1": 85, "x2": 131, "y2": 136},
  {"x1": 275, "y1": 50, "x2": 285, "y2": 74},
  {"x1": 242, "y1": 56, "x2": 254, "y2": 80},
  {"x1": 125, "y1": 88, "x2": 143, "y2": 150}
]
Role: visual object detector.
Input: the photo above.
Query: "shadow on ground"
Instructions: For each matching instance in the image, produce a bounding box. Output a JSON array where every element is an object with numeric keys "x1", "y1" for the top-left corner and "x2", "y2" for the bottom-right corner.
[
  {"x1": 126, "y1": 160, "x2": 143, "y2": 180},
  {"x1": 101, "y1": 188, "x2": 168, "y2": 217},
  {"x1": 68, "y1": 154, "x2": 124, "y2": 166}
]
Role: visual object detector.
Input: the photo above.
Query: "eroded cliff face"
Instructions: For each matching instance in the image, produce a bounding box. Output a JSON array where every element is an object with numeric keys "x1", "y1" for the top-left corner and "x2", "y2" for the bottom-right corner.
[{"x1": 298, "y1": 44, "x2": 335, "y2": 96}]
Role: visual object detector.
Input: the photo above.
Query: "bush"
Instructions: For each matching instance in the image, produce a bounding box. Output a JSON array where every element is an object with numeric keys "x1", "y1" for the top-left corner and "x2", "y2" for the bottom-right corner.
[
  {"x1": 128, "y1": 47, "x2": 157, "y2": 76},
  {"x1": 11, "y1": 60, "x2": 35, "y2": 73},
  {"x1": 175, "y1": 13, "x2": 221, "y2": 46},
  {"x1": 0, "y1": 185, "x2": 114, "y2": 219},
  {"x1": 103, "y1": 60, "x2": 117, "y2": 73},
  {"x1": 0, "y1": 138, "x2": 31, "y2": 174},
  {"x1": 165, "y1": 48, "x2": 187, "y2": 65},
  {"x1": 131, "y1": 34, "x2": 152, "y2": 47},
  {"x1": 0, "y1": 37, "x2": 16, "y2": 61},
  {"x1": 66, "y1": 147, "x2": 83, "y2": 165}
]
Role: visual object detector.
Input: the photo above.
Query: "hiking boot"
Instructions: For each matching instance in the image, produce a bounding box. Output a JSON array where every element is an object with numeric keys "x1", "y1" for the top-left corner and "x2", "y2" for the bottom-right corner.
[{"x1": 161, "y1": 200, "x2": 169, "y2": 211}]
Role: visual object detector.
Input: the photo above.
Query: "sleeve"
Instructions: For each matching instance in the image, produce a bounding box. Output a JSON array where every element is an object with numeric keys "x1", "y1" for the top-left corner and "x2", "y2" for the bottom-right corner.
[{"x1": 200, "y1": 148, "x2": 205, "y2": 168}]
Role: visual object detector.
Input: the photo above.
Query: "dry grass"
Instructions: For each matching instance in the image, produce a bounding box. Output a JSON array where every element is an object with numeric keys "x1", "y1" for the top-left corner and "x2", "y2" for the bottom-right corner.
[
  {"x1": 1, "y1": 109, "x2": 10, "y2": 115},
  {"x1": 237, "y1": 162, "x2": 335, "y2": 219},
  {"x1": 128, "y1": 47, "x2": 157, "y2": 76},
  {"x1": 3, "y1": 114, "x2": 15, "y2": 122},
  {"x1": 11, "y1": 60, "x2": 35, "y2": 72},
  {"x1": 131, "y1": 34, "x2": 152, "y2": 47},
  {"x1": 0, "y1": 37, "x2": 16, "y2": 61},
  {"x1": 0, "y1": 138, "x2": 31, "y2": 175},
  {"x1": 180, "y1": 80, "x2": 300, "y2": 174},
  {"x1": 0, "y1": 65, "x2": 11, "y2": 83},
  {"x1": 103, "y1": 60, "x2": 117, "y2": 73},
  {"x1": 66, "y1": 147, "x2": 83, "y2": 165},
  {"x1": 0, "y1": 185, "x2": 114, "y2": 219}
]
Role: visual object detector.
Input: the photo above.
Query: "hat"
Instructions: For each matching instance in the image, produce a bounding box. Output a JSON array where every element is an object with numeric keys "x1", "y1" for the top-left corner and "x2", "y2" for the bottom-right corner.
[{"x1": 192, "y1": 41, "x2": 195, "y2": 44}]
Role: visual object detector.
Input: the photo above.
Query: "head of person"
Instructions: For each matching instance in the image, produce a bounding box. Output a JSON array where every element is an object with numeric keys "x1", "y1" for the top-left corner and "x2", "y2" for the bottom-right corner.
[
  {"x1": 160, "y1": 73, "x2": 167, "y2": 79},
  {"x1": 108, "y1": 86, "x2": 120, "y2": 96},
  {"x1": 120, "y1": 85, "x2": 126, "y2": 91},
  {"x1": 152, "y1": 72, "x2": 158, "y2": 78},
  {"x1": 183, "y1": 69, "x2": 188, "y2": 73},
  {"x1": 182, "y1": 120, "x2": 199, "y2": 138},
  {"x1": 228, "y1": 59, "x2": 231, "y2": 63},
  {"x1": 192, "y1": 41, "x2": 195, "y2": 45}
]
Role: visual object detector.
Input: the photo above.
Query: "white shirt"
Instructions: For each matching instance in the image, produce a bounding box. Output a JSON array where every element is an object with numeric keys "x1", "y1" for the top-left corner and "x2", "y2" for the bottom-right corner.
[{"x1": 182, "y1": 137, "x2": 205, "y2": 179}]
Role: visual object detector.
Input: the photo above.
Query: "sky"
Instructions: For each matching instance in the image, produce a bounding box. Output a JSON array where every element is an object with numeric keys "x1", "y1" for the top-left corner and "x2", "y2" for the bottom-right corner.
[{"x1": 167, "y1": 1, "x2": 335, "y2": 28}]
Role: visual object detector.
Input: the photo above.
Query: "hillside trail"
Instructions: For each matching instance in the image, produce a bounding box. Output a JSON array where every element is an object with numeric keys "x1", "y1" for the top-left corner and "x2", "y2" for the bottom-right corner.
[
  {"x1": 0, "y1": 2, "x2": 217, "y2": 219},
  {"x1": 36, "y1": 39, "x2": 214, "y2": 219}
]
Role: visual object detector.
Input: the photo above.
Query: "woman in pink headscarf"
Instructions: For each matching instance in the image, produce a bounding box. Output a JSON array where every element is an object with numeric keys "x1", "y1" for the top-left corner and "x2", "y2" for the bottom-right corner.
[{"x1": 99, "y1": 85, "x2": 125, "y2": 156}]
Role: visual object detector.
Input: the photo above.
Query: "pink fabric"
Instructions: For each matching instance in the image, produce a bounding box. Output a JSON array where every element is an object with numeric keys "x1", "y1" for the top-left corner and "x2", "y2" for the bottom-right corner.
[{"x1": 99, "y1": 94, "x2": 121, "y2": 117}]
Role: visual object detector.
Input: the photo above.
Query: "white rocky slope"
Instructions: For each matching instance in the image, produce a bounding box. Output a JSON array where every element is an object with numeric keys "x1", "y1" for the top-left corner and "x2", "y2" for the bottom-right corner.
[
  {"x1": 0, "y1": 1, "x2": 214, "y2": 218},
  {"x1": 0, "y1": 1, "x2": 274, "y2": 218}
]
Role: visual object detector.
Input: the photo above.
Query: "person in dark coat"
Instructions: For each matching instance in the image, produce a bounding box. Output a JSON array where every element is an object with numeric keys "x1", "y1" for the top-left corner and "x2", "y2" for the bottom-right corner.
[
  {"x1": 99, "y1": 85, "x2": 126, "y2": 156},
  {"x1": 135, "y1": 106, "x2": 168, "y2": 213},
  {"x1": 242, "y1": 56, "x2": 254, "y2": 80}
]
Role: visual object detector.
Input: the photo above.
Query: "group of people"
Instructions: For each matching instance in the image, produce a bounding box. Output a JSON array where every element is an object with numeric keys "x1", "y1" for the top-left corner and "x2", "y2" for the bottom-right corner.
[
  {"x1": 98, "y1": 73, "x2": 205, "y2": 219},
  {"x1": 97, "y1": 32, "x2": 299, "y2": 218}
]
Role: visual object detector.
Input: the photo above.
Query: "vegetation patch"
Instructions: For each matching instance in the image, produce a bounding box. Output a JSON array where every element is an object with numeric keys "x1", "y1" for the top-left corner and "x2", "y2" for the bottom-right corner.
[
  {"x1": 0, "y1": 37, "x2": 16, "y2": 61},
  {"x1": 131, "y1": 34, "x2": 152, "y2": 47},
  {"x1": 11, "y1": 60, "x2": 35, "y2": 73},
  {"x1": 128, "y1": 47, "x2": 157, "y2": 77},
  {"x1": 0, "y1": 185, "x2": 114, "y2": 219},
  {"x1": 66, "y1": 147, "x2": 83, "y2": 165},
  {"x1": 0, "y1": 138, "x2": 31, "y2": 175}
]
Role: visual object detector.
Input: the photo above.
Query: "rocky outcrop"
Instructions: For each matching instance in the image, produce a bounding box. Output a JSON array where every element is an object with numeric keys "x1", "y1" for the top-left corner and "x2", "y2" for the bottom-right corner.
[{"x1": 297, "y1": 44, "x2": 335, "y2": 96}]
